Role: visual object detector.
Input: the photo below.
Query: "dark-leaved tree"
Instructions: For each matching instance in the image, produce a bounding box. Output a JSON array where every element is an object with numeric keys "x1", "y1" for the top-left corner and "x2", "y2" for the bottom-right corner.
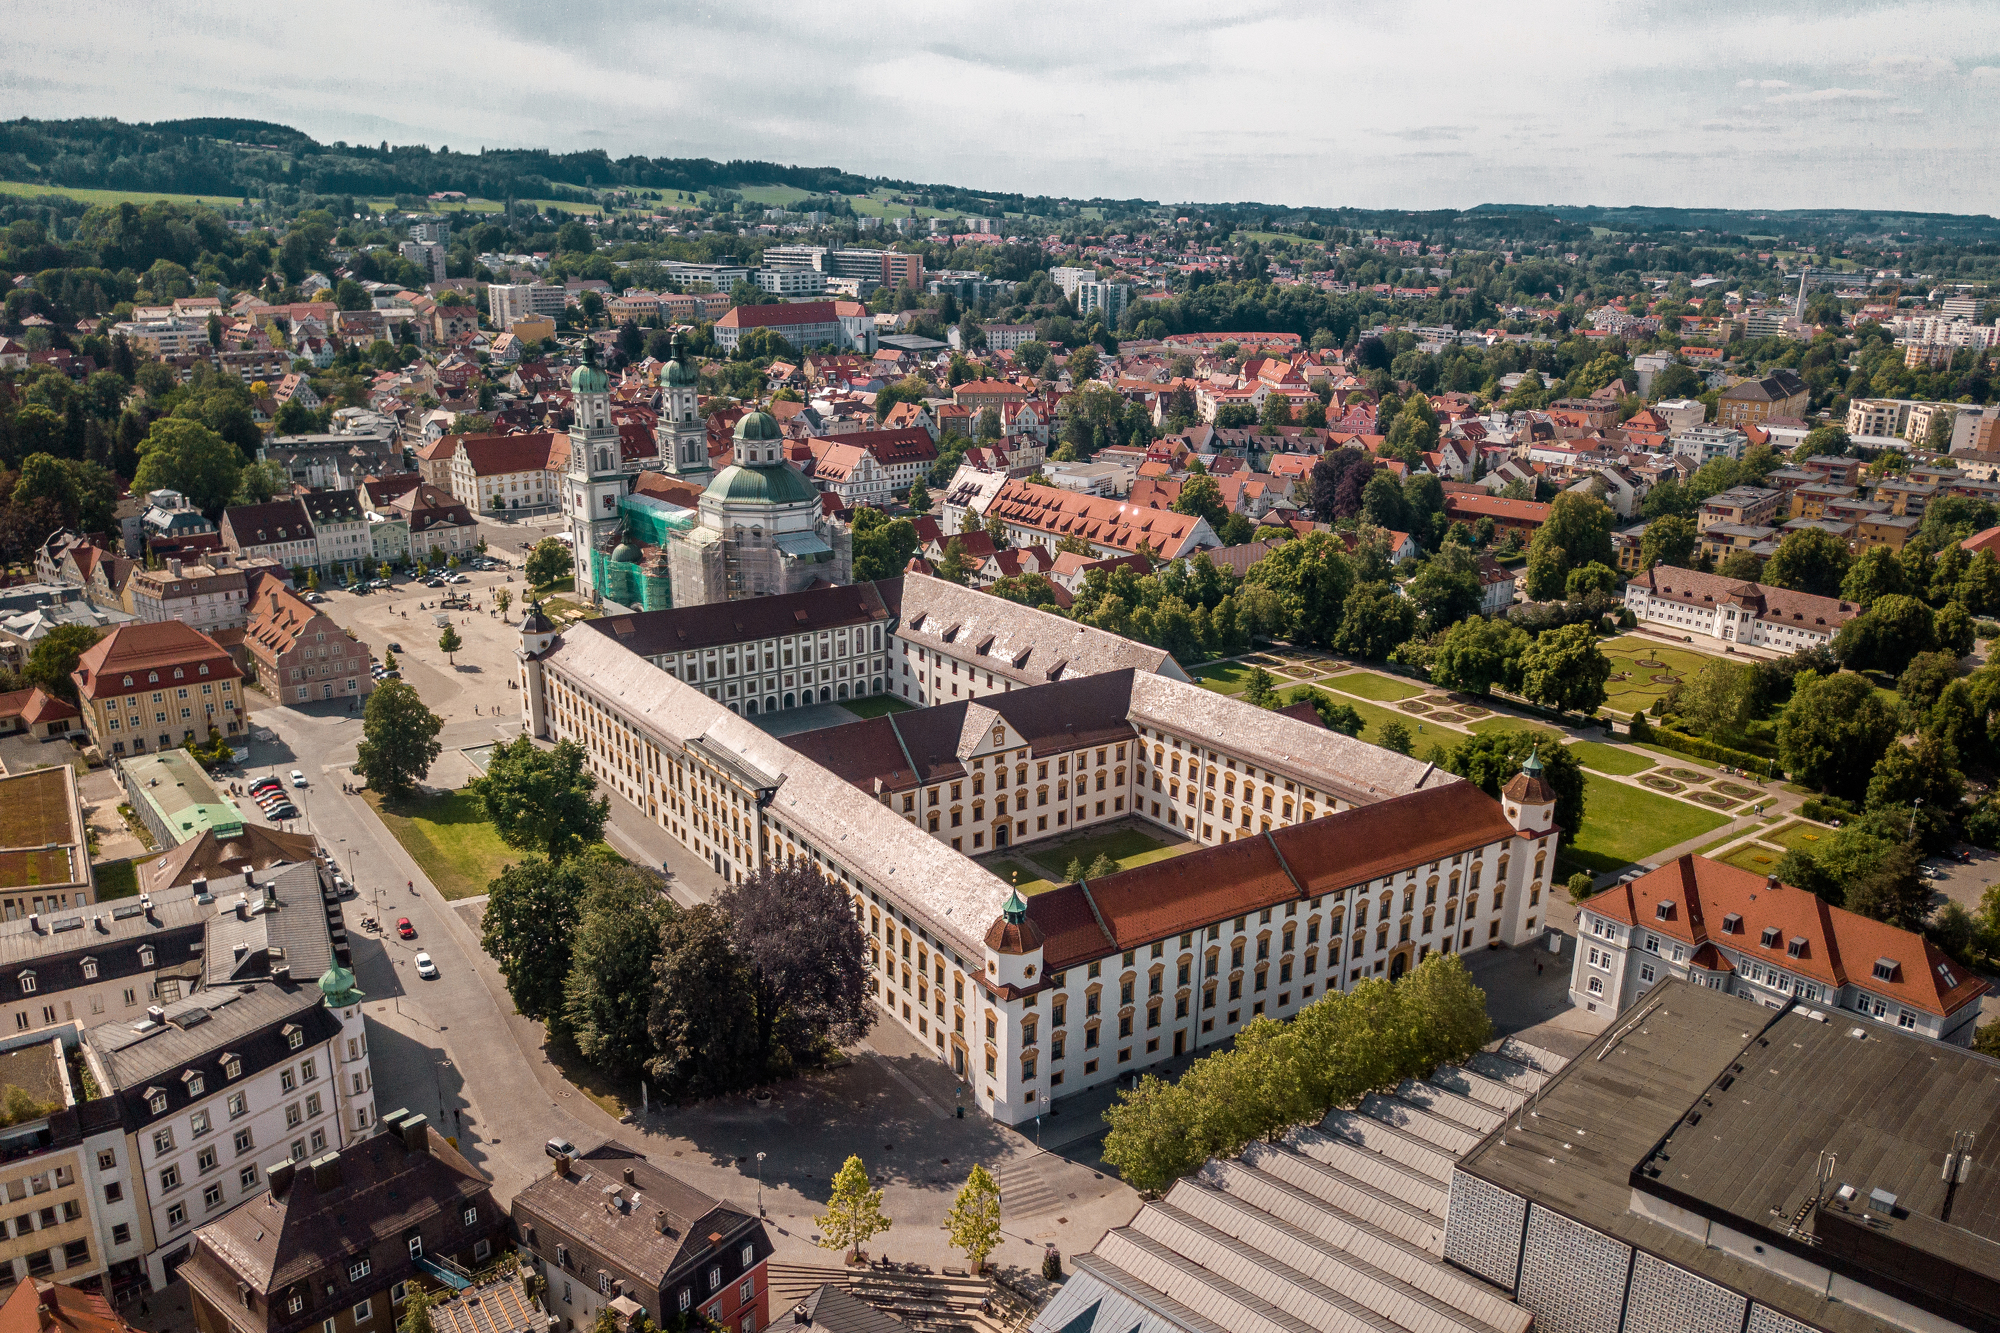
[{"x1": 717, "y1": 860, "x2": 875, "y2": 1076}]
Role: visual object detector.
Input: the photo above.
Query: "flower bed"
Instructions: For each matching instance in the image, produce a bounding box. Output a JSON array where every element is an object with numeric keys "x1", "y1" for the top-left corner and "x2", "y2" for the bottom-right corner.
[
  {"x1": 1691, "y1": 791, "x2": 1738, "y2": 810},
  {"x1": 1714, "y1": 781, "x2": 1759, "y2": 799},
  {"x1": 1399, "y1": 700, "x2": 1432, "y2": 713},
  {"x1": 1663, "y1": 767, "x2": 1707, "y2": 784},
  {"x1": 1642, "y1": 776, "x2": 1686, "y2": 793}
]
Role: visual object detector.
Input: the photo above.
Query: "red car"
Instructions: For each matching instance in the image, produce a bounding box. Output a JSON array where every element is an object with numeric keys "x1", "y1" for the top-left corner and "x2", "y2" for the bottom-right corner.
[{"x1": 396, "y1": 917, "x2": 415, "y2": 939}]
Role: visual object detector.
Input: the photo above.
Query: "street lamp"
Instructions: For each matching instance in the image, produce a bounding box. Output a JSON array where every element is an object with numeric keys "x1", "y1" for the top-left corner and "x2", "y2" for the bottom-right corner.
[{"x1": 755, "y1": 1152, "x2": 766, "y2": 1217}]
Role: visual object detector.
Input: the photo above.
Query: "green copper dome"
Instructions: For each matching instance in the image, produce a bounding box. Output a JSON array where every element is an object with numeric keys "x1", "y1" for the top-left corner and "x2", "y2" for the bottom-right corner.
[
  {"x1": 610, "y1": 538, "x2": 643, "y2": 564},
  {"x1": 570, "y1": 361, "x2": 609, "y2": 395},
  {"x1": 663, "y1": 335, "x2": 696, "y2": 388},
  {"x1": 318, "y1": 964, "x2": 362, "y2": 1008},
  {"x1": 734, "y1": 410, "x2": 782, "y2": 443},
  {"x1": 705, "y1": 462, "x2": 820, "y2": 506}
]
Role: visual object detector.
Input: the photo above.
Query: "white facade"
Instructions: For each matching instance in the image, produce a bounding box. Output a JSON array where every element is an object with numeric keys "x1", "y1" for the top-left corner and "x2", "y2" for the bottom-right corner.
[
  {"x1": 1621, "y1": 579, "x2": 1850, "y2": 652},
  {"x1": 1672, "y1": 425, "x2": 1747, "y2": 463},
  {"x1": 127, "y1": 563, "x2": 249, "y2": 634},
  {"x1": 653, "y1": 622, "x2": 888, "y2": 714},
  {"x1": 1653, "y1": 399, "x2": 1707, "y2": 435},
  {"x1": 754, "y1": 268, "x2": 826, "y2": 297},
  {"x1": 487, "y1": 284, "x2": 566, "y2": 327}
]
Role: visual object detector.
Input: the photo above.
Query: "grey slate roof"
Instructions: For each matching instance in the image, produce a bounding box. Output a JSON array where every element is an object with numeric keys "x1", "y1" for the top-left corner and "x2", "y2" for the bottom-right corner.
[
  {"x1": 204, "y1": 860, "x2": 336, "y2": 986},
  {"x1": 87, "y1": 981, "x2": 339, "y2": 1126},
  {"x1": 899, "y1": 571, "x2": 1191, "y2": 686}
]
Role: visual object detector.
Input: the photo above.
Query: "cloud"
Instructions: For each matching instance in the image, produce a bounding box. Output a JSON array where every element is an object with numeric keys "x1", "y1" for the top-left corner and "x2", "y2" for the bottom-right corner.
[
  {"x1": 1972, "y1": 66, "x2": 2000, "y2": 80},
  {"x1": 1864, "y1": 54, "x2": 1958, "y2": 79},
  {"x1": 1376, "y1": 126, "x2": 1472, "y2": 142},
  {"x1": 1736, "y1": 78, "x2": 1791, "y2": 88},
  {"x1": 1764, "y1": 86, "x2": 1893, "y2": 103}
]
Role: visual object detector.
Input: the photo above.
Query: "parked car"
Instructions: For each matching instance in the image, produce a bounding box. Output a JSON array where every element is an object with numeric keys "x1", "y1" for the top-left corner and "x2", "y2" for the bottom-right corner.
[
  {"x1": 290, "y1": 770, "x2": 308, "y2": 788},
  {"x1": 545, "y1": 1137, "x2": 576, "y2": 1159},
  {"x1": 387, "y1": 643, "x2": 403, "y2": 653},
  {"x1": 396, "y1": 917, "x2": 415, "y2": 939},
  {"x1": 414, "y1": 952, "x2": 437, "y2": 979},
  {"x1": 250, "y1": 776, "x2": 282, "y2": 793}
]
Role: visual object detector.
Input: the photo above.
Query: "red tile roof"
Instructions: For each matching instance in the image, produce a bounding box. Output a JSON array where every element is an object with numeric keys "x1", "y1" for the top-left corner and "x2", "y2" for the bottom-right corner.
[
  {"x1": 456, "y1": 432, "x2": 559, "y2": 477},
  {"x1": 715, "y1": 301, "x2": 865, "y2": 330},
  {"x1": 1442, "y1": 493, "x2": 1552, "y2": 524},
  {"x1": 1584, "y1": 854, "x2": 1985, "y2": 1018},
  {"x1": 72, "y1": 622, "x2": 241, "y2": 703}
]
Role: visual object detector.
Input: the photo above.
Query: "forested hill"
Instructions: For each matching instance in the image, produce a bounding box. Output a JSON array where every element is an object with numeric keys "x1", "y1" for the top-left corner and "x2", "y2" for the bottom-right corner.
[
  {"x1": 0, "y1": 116, "x2": 881, "y2": 205},
  {"x1": 1470, "y1": 202, "x2": 2000, "y2": 245}
]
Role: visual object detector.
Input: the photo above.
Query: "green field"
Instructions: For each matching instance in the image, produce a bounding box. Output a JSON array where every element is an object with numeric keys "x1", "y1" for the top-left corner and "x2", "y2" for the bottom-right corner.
[
  {"x1": 1289, "y1": 690, "x2": 1442, "y2": 749},
  {"x1": 736, "y1": 184, "x2": 815, "y2": 207},
  {"x1": 1720, "y1": 843, "x2": 1785, "y2": 875},
  {"x1": 1024, "y1": 826, "x2": 1190, "y2": 879},
  {"x1": 1468, "y1": 714, "x2": 1562, "y2": 741},
  {"x1": 1194, "y1": 662, "x2": 1257, "y2": 695},
  {"x1": 841, "y1": 695, "x2": 916, "y2": 720},
  {"x1": 1565, "y1": 775, "x2": 1732, "y2": 875},
  {"x1": 0, "y1": 180, "x2": 250, "y2": 209},
  {"x1": 1320, "y1": 670, "x2": 1422, "y2": 702},
  {"x1": 367, "y1": 789, "x2": 609, "y2": 900},
  {"x1": 984, "y1": 859, "x2": 1055, "y2": 895},
  {"x1": 1563, "y1": 741, "x2": 1655, "y2": 776},
  {"x1": 1598, "y1": 637, "x2": 1722, "y2": 716},
  {"x1": 1766, "y1": 820, "x2": 1837, "y2": 853}
]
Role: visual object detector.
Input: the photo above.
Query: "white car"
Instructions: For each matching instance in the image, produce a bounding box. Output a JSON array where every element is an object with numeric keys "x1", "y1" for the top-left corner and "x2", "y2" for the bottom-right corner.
[
  {"x1": 415, "y1": 952, "x2": 438, "y2": 979},
  {"x1": 290, "y1": 770, "x2": 308, "y2": 788}
]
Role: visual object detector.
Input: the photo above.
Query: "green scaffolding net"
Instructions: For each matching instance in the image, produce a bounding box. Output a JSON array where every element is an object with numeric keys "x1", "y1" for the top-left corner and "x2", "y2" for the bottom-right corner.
[{"x1": 590, "y1": 494, "x2": 695, "y2": 610}]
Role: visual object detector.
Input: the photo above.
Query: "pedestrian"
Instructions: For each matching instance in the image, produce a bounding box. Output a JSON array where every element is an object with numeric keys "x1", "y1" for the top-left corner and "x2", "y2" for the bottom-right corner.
[{"x1": 1536, "y1": 960, "x2": 1543, "y2": 975}]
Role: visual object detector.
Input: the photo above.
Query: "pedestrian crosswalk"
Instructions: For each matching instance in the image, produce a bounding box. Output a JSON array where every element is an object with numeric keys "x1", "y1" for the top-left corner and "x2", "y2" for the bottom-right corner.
[{"x1": 994, "y1": 1157, "x2": 1063, "y2": 1220}]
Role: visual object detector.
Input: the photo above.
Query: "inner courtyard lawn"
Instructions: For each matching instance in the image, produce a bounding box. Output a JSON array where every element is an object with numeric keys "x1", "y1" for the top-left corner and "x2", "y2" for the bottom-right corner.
[
  {"x1": 1564, "y1": 774, "x2": 1732, "y2": 876},
  {"x1": 1193, "y1": 662, "x2": 1256, "y2": 695},
  {"x1": 1023, "y1": 825, "x2": 1192, "y2": 879},
  {"x1": 1318, "y1": 670, "x2": 1423, "y2": 702}
]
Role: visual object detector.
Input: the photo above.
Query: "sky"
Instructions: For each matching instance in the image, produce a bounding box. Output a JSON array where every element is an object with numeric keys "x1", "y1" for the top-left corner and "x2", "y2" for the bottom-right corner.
[{"x1": 5, "y1": 0, "x2": 1999, "y2": 214}]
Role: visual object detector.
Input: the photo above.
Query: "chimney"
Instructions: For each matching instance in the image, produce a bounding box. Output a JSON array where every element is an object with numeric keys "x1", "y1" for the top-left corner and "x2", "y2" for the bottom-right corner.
[
  {"x1": 191, "y1": 875, "x2": 207, "y2": 899},
  {"x1": 146, "y1": 1005, "x2": 165, "y2": 1025},
  {"x1": 622, "y1": 1168, "x2": 635, "y2": 1186},
  {"x1": 244, "y1": 867, "x2": 255, "y2": 891},
  {"x1": 654, "y1": 1209, "x2": 671, "y2": 1237},
  {"x1": 310, "y1": 1152, "x2": 343, "y2": 1191},
  {"x1": 554, "y1": 1154, "x2": 572, "y2": 1177},
  {"x1": 1766, "y1": 874, "x2": 1781, "y2": 892},
  {"x1": 793, "y1": 1308, "x2": 810, "y2": 1328},
  {"x1": 236, "y1": 893, "x2": 250, "y2": 919},
  {"x1": 400, "y1": 1113, "x2": 430, "y2": 1152},
  {"x1": 168, "y1": 558, "x2": 182, "y2": 578},
  {"x1": 266, "y1": 1160, "x2": 297, "y2": 1200},
  {"x1": 27, "y1": 913, "x2": 39, "y2": 933}
]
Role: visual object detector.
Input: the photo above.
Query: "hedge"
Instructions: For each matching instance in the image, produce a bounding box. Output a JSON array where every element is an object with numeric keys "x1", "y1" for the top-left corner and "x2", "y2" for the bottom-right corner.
[
  {"x1": 1649, "y1": 726, "x2": 1780, "y2": 779},
  {"x1": 1800, "y1": 796, "x2": 1856, "y2": 824}
]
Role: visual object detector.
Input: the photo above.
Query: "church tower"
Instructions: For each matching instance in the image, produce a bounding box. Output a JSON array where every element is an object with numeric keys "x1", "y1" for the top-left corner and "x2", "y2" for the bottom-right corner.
[
  {"x1": 657, "y1": 335, "x2": 710, "y2": 480},
  {"x1": 564, "y1": 351, "x2": 626, "y2": 602}
]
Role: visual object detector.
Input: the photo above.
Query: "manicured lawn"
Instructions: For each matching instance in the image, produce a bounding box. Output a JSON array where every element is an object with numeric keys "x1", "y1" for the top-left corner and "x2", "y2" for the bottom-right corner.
[
  {"x1": 1468, "y1": 714, "x2": 1563, "y2": 741},
  {"x1": 841, "y1": 695, "x2": 916, "y2": 720},
  {"x1": 1024, "y1": 826, "x2": 1188, "y2": 879},
  {"x1": 984, "y1": 859, "x2": 1055, "y2": 895},
  {"x1": 1291, "y1": 690, "x2": 1439, "y2": 749},
  {"x1": 1563, "y1": 741, "x2": 1655, "y2": 777},
  {"x1": 1693, "y1": 828, "x2": 1756, "y2": 857},
  {"x1": 94, "y1": 857, "x2": 143, "y2": 901},
  {"x1": 1597, "y1": 637, "x2": 1722, "y2": 717},
  {"x1": 1193, "y1": 662, "x2": 1256, "y2": 695},
  {"x1": 1319, "y1": 670, "x2": 1422, "y2": 702},
  {"x1": 366, "y1": 789, "x2": 610, "y2": 900},
  {"x1": 1767, "y1": 820, "x2": 1837, "y2": 853},
  {"x1": 1720, "y1": 843, "x2": 1786, "y2": 875},
  {"x1": 1565, "y1": 775, "x2": 1733, "y2": 875}
]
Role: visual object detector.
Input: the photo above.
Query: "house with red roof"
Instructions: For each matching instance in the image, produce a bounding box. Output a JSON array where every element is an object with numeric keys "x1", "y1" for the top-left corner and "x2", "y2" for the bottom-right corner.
[
  {"x1": 443, "y1": 431, "x2": 561, "y2": 514},
  {"x1": 713, "y1": 301, "x2": 874, "y2": 355},
  {"x1": 1574, "y1": 853, "x2": 1985, "y2": 1044}
]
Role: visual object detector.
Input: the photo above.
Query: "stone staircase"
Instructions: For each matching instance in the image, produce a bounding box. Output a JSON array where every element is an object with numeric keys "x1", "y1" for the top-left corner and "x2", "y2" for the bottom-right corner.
[{"x1": 768, "y1": 1262, "x2": 1021, "y2": 1333}]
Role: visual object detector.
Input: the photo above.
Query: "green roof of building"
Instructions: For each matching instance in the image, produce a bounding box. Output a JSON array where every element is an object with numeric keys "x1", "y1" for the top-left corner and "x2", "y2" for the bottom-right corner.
[
  {"x1": 705, "y1": 462, "x2": 819, "y2": 507},
  {"x1": 124, "y1": 750, "x2": 243, "y2": 845},
  {"x1": 734, "y1": 410, "x2": 782, "y2": 443},
  {"x1": 570, "y1": 362, "x2": 608, "y2": 395}
]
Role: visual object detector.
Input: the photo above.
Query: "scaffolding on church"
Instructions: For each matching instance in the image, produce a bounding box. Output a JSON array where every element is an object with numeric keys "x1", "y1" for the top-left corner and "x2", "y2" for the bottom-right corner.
[{"x1": 590, "y1": 495, "x2": 694, "y2": 610}]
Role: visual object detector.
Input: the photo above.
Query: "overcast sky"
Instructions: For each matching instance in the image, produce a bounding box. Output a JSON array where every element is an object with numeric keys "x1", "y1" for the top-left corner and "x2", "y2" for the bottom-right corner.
[{"x1": 6, "y1": 0, "x2": 1998, "y2": 214}]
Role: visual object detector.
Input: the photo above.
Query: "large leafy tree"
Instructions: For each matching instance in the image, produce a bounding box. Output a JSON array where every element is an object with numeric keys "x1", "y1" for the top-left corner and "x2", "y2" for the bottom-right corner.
[
  {"x1": 1442, "y1": 730, "x2": 1586, "y2": 837},
  {"x1": 1332, "y1": 582, "x2": 1413, "y2": 660},
  {"x1": 1243, "y1": 531, "x2": 1353, "y2": 645},
  {"x1": 1833, "y1": 593, "x2": 1936, "y2": 675},
  {"x1": 563, "y1": 864, "x2": 676, "y2": 1079},
  {"x1": 717, "y1": 861, "x2": 874, "y2": 1074},
  {"x1": 1172, "y1": 474, "x2": 1227, "y2": 529},
  {"x1": 946, "y1": 1166, "x2": 1002, "y2": 1272},
  {"x1": 1864, "y1": 733, "x2": 1965, "y2": 853},
  {"x1": 1841, "y1": 545, "x2": 1911, "y2": 607},
  {"x1": 1519, "y1": 623, "x2": 1611, "y2": 716},
  {"x1": 131, "y1": 418, "x2": 242, "y2": 515},
  {"x1": 1406, "y1": 547, "x2": 1482, "y2": 630},
  {"x1": 469, "y1": 735, "x2": 608, "y2": 862},
  {"x1": 526, "y1": 537, "x2": 573, "y2": 589},
  {"x1": 1522, "y1": 492, "x2": 1614, "y2": 599},
  {"x1": 646, "y1": 902, "x2": 761, "y2": 1099},
  {"x1": 1637, "y1": 514, "x2": 1697, "y2": 571},
  {"x1": 1673, "y1": 658, "x2": 1757, "y2": 747},
  {"x1": 480, "y1": 857, "x2": 588, "y2": 1029},
  {"x1": 355, "y1": 681, "x2": 443, "y2": 798},
  {"x1": 13, "y1": 454, "x2": 117, "y2": 535},
  {"x1": 1777, "y1": 670, "x2": 1899, "y2": 800},
  {"x1": 1762, "y1": 528, "x2": 1852, "y2": 599},
  {"x1": 1428, "y1": 617, "x2": 1529, "y2": 697},
  {"x1": 24, "y1": 623, "x2": 99, "y2": 704},
  {"x1": 850, "y1": 508, "x2": 919, "y2": 582}
]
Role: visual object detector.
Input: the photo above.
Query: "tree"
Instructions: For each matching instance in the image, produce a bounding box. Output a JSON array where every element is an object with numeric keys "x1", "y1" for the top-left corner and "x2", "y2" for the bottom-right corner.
[
  {"x1": 1674, "y1": 659, "x2": 1756, "y2": 746},
  {"x1": 716, "y1": 861, "x2": 874, "y2": 1076},
  {"x1": 1935, "y1": 600, "x2": 1976, "y2": 657},
  {"x1": 131, "y1": 418, "x2": 242, "y2": 515},
  {"x1": 1333, "y1": 583, "x2": 1414, "y2": 659},
  {"x1": 907, "y1": 480, "x2": 930, "y2": 513},
  {"x1": 1523, "y1": 492, "x2": 1614, "y2": 598},
  {"x1": 647, "y1": 902, "x2": 762, "y2": 1099},
  {"x1": 1244, "y1": 532, "x2": 1354, "y2": 645},
  {"x1": 398, "y1": 1287, "x2": 447, "y2": 1333},
  {"x1": 494, "y1": 588, "x2": 512, "y2": 618},
  {"x1": 817, "y1": 1156, "x2": 891, "y2": 1261},
  {"x1": 1242, "y1": 666, "x2": 1279, "y2": 708},
  {"x1": 851, "y1": 510, "x2": 919, "y2": 582},
  {"x1": 526, "y1": 537, "x2": 574, "y2": 590},
  {"x1": 1407, "y1": 547, "x2": 1483, "y2": 630},
  {"x1": 1638, "y1": 515, "x2": 1697, "y2": 571},
  {"x1": 1378, "y1": 719, "x2": 1414, "y2": 755},
  {"x1": 1833, "y1": 593, "x2": 1935, "y2": 675},
  {"x1": 1067, "y1": 344, "x2": 1101, "y2": 382},
  {"x1": 1519, "y1": 623, "x2": 1611, "y2": 716},
  {"x1": 1173, "y1": 474, "x2": 1227, "y2": 529},
  {"x1": 1843, "y1": 841, "x2": 1930, "y2": 933},
  {"x1": 1443, "y1": 730, "x2": 1587, "y2": 836},
  {"x1": 1841, "y1": 545, "x2": 1911, "y2": 608},
  {"x1": 23, "y1": 624, "x2": 99, "y2": 705},
  {"x1": 1865, "y1": 733, "x2": 1965, "y2": 853},
  {"x1": 935, "y1": 536, "x2": 974, "y2": 585},
  {"x1": 1429, "y1": 617, "x2": 1529, "y2": 697},
  {"x1": 1360, "y1": 472, "x2": 1410, "y2": 533},
  {"x1": 354, "y1": 682, "x2": 443, "y2": 798},
  {"x1": 480, "y1": 857, "x2": 586, "y2": 1027},
  {"x1": 1564, "y1": 562, "x2": 1618, "y2": 598},
  {"x1": 438, "y1": 624, "x2": 463, "y2": 665},
  {"x1": 946, "y1": 1166, "x2": 1002, "y2": 1273},
  {"x1": 1566, "y1": 870, "x2": 1596, "y2": 905},
  {"x1": 564, "y1": 865, "x2": 676, "y2": 1079},
  {"x1": 231, "y1": 458, "x2": 292, "y2": 507},
  {"x1": 1717, "y1": 550, "x2": 1764, "y2": 581},
  {"x1": 14, "y1": 455, "x2": 116, "y2": 534},
  {"x1": 1285, "y1": 687, "x2": 1363, "y2": 736},
  {"x1": 1777, "y1": 670, "x2": 1899, "y2": 800},
  {"x1": 468, "y1": 735, "x2": 609, "y2": 862},
  {"x1": 1897, "y1": 650, "x2": 1960, "y2": 715},
  {"x1": 1763, "y1": 528, "x2": 1852, "y2": 599}
]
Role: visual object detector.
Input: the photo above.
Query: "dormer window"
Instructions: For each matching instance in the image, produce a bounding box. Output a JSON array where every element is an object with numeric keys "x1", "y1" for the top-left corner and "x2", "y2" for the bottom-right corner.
[
  {"x1": 17, "y1": 972, "x2": 33, "y2": 994},
  {"x1": 1721, "y1": 913, "x2": 1742, "y2": 933},
  {"x1": 199, "y1": 664, "x2": 209, "y2": 676},
  {"x1": 1786, "y1": 937, "x2": 1806, "y2": 958},
  {"x1": 1873, "y1": 957, "x2": 1898, "y2": 982},
  {"x1": 182, "y1": 1071, "x2": 204, "y2": 1097},
  {"x1": 285, "y1": 1025, "x2": 304, "y2": 1050},
  {"x1": 1760, "y1": 927, "x2": 1780, "y2": 948},
  {"x1": 223, "y1": 1055, "x2": 242, "y2": 1079},
  {"x1": 81, "y1": 958, "x2": 97, "y2": 979},
  {"x1": 173, "y1": 668, "x2": 183, "y2": 680},
  {"x1": 1654, "y1": 900, "x2": 1674, "y2": 921},
  {"x1": 147, "y1": 1090, "x2": 167, "y2": 1115},
  {"x1": 148, "y1": 673, "x2": 158, "y2": 684},
  {"x1": 122, "y1": 676, "x2": 133, "y2": 687},
  {"x1": 139, "y1": 947, "x2": 155, "y2": 967}
]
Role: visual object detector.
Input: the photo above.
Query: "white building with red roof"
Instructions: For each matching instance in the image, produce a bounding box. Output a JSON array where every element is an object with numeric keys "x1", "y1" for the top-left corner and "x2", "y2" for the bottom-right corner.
[
  {"x1": 1573, "y1": 853, "x2": 1985, "y2": 1044},
  {"x1": 1624, "y1": 565, "x2": 1859, "y2": 652},
  {"x1": 712, "y1": 300, "x2": 875, "y2": 355}
]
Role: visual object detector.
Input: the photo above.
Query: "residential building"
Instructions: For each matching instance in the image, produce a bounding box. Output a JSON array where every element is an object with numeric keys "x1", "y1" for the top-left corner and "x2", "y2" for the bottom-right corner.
[
  {"x1": 398, "y1": 242, "x2": 446, "y2": 286},
  {"x1": 1856, "y1": 512, "x2": 1922, "y2": 550},
  {"x1": 181, "y1": 1108, "x2": 499, "y2": 1330},
  {"x1": 70, "y1": 623, "x2": 246, "y2": 759},
  {"x1": 1440, "y1": 493, "x2": 1548, "y2": 538},
  {"x1": 1696, "y1": 485, "x2": 1781, "y2": 533},
  {"x1": 1673, "y1": 424, "x2": 1749, "y2": 463},
  {"x1": 1697, "y1": 523, "x2": 1779, "y2": 562},
  {"x1": 511, "y1": 1144, "x2": 772, "y2": 1333},
  {"x1": 1874, "y1": 476, "x2": 1938, "y2": 517},
  {"x1": 1445, "y1": 977, "x2": 2000, "y2": 1333},
  {"x1": 1623, "y1": 565, "x2": 1859, "y2": 651},
  {"x1": 978, "y1": 324, "x2": 1036, "y2": 353},
  {"x1": 1789, "y1": 481, "x2": 1857, "y2": 521},
  {"x1": 299, "y1": 494, "x2": 369, "y2": 580},
  {"x1": 388, "y1": 486, "x2": 478, "y2": 566},
  {"x1": 1070, "y1": 281, "x2": 1130, "y2": 323},
  {"x1": 803, "y1": 443, "x2": 891, "y2": 506},
  {"x1": 487, "y1": 284, "x2": 566, "y2": 328},
  {"x1": 1475, "y1": 554, "x2": 1517, "y2": 614},
  {"x1": 1716, "y1": 369, "x2": 1808, "y2": 426},
  {"x1": 520, "y1": 596, "x2": 1554, "y2": 1122},
  {"x1": 126, "y1": 561, "x2": 251, "y2": 635},
  {"x1": 1653, "y1": 398, "x2": 1707, "y2": 434},
  {"x1": 0, "y1": 1037, "x2": 140, "y2": 1296},
  {"x1": 446, "y1": 434, "x2": 559, "y2": 515},
  {"x1": 816, "y1": 427, "x2": 937, "y2": 495},
  {"x1": 661, "y1": 262, "x2": 751, "y2": 293},
  {"x1": 981, "y1": 481, "x2": 1217, "y2": 560},
  {"x1": 136, "y1": 492, "x2": 217, "y2": 560},
  {"x1": 752, "y1": 267, "x2": 825, "y2": 297},
  {"x1": 712, "y1": 302, "x2": 875, "y2": 355},
  {"x1": 244, "y1": 584, "x2": 372, "y2": 710},
  {"x1": 0, "y1": 767, "x2": 93, "y2": 921},
  {"x1": 120, "y1": 751, "x2": 243, "y2": 848},
  {"x1": 0, "y1": 689, "x2": 80, "y2": 743},
  {"x1": 219, "y1": 503, "x2": 317, "y2": 575}
]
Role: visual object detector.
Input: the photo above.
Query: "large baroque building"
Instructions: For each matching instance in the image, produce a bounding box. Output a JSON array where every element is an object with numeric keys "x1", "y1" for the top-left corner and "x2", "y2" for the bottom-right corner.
[
  {"x1": 1622, "y1": 565, "x2": 1859, "y2": 653},
  {"x1": 517, "y1": 581, "x2": 1559, "y2": 1125}
]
